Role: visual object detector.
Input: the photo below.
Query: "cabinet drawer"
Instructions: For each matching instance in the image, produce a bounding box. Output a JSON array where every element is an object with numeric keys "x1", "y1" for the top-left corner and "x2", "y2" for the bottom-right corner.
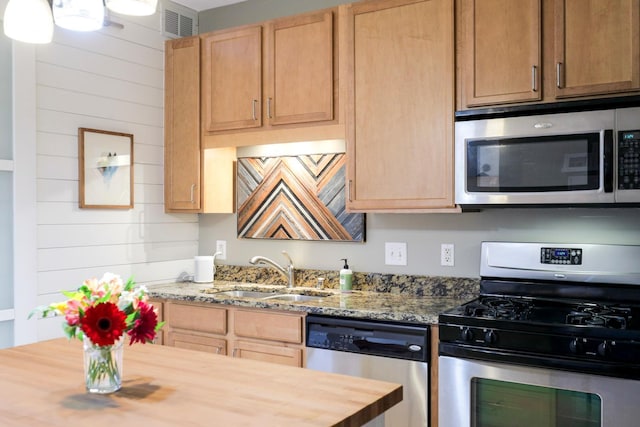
[
  {"x1": 233, "y1": 309, "x2": 303, "y2": 344},
  {"x1": 233, "y1": 340, "x2": 303, "y2": 367},
  {"x1": 166, "y1": 302, "x2": 227, "y2": 335},
  {"x1": 168, "y1": 331, "x2": 227, "y2": 355}
]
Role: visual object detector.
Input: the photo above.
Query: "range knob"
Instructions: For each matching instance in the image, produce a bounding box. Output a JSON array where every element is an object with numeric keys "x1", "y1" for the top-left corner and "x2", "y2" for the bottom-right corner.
[
  {"x1": 597, "y1": 341, "x2": 612, "y2": 357},
  {"x1": 461, "y1": 327, "x2": 474, "y2": 342},
  {"x1": 484, "y1": 330, "x2": 497, "y2": 344},
  {"x1": 569, "y1": 338, "x2": 584, "y2": 354}
]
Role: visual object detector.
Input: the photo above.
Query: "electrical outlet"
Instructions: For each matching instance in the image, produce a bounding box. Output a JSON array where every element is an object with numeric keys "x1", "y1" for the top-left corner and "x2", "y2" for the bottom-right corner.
[
  {"x1": 216, "y1": 240, "x2": 227, "y2": 260},
  {"x1": 385, "y1": 242, "x2": 407, "y2": 266},
  {"x1": 441, "y1": 243, "x2": 454, "y2": 266}
]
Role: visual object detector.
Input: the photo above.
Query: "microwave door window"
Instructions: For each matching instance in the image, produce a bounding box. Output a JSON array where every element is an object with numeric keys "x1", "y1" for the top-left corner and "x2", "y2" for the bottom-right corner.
[{"x1": 467, "y1": 134, "x2": 600, "y2": 192}]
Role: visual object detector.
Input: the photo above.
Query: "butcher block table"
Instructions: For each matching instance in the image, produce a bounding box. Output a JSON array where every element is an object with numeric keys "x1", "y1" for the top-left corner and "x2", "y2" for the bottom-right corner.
[{"x1": 0, "y1": 338, "x2": 401, "y2": 426}]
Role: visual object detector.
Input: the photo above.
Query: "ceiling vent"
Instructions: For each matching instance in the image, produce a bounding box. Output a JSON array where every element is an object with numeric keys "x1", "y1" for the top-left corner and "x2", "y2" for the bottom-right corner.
[{"x1": 162, "y1": 0, "x2": 197, "y2": 38}]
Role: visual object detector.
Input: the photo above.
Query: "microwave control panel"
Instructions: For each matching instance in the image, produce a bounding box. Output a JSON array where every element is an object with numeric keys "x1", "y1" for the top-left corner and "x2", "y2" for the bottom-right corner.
[{"x1": 618, "y1": 130, "x2": 640, "y2": 190}]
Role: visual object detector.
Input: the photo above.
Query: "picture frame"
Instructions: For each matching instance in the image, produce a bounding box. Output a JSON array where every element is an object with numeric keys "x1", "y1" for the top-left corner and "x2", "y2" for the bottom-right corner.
[{"x1": 78, "y1": 128, "x2": 134, "y2": 209}]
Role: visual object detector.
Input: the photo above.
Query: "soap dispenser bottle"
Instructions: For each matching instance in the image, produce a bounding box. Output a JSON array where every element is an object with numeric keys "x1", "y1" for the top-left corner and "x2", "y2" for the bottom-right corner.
[{"x1": 339, "y1": 259, "x2": 353, "y2": 293}]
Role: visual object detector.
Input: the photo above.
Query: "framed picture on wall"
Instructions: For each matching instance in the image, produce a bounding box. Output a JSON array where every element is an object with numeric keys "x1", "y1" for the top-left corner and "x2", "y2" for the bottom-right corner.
[{"x1": 78, "y1": 128, "x2": 134, "y2": 209}]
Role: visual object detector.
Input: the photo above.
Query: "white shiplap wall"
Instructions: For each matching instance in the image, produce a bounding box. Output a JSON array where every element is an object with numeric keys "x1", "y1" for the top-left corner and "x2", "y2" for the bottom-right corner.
[{"x1": 33, "y1": 11, "x2": 198, "y2": 340}]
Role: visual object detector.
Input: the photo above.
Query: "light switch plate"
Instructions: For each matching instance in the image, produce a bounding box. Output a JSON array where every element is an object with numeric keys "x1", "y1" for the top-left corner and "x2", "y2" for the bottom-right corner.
[{"x1": 385, "y1": 242, "x2": 407, "y2": 266}]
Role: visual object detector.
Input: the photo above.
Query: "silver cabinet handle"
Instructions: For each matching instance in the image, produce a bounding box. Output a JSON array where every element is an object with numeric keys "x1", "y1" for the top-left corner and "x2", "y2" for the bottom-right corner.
[
  {"x1": 348, "y1": 180, "x2": 353, "y2": 202},
  {"x1": 251, "y1": 99, "x2": 258, "y2": 121},
  {"x1": 232, "y1": 348, "x2": 238, "y2": 357},
  {"x1": 556, "y1": 62, "x2": 563, "y2": 88},
  {"x1": 267, "y1": 97, "x2": 272, "y2": 119},
  {"x1": 190, "y1": 183, "x2": 196, "y2": 203},
  {"x1": 531, "y1": 65, "x2": 538, "y2": 92},
  {"x1": 215, "y1": 346, "x2": 222, "y2": 355}
]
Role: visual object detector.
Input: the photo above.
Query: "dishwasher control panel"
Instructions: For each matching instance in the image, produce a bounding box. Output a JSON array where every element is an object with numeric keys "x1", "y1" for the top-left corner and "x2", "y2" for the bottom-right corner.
[{"x1": 306, "y1": 315, "x2": 429, "y2": 362}]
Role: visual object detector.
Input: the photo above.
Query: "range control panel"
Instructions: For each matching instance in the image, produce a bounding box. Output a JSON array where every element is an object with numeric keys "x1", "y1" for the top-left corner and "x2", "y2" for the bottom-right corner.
[
  {"x1": 541, "y1": 247, "x2": 582, "y2": 265},
  {"x1": 618, "y1": 130, "x2": 640, "y2": 190}
]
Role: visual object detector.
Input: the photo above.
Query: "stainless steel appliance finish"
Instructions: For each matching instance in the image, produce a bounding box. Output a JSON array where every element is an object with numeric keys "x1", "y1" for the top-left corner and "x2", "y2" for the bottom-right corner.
[
  {"x1": 306, "y1": 315, "x2": 429, "y2": 427},
  {"x1": 439, "y1": 356, "x2": 639, "y2": 427},
  {"x1": 439, "y1": 242, "x2": 640, "y2": 427},
  {"x1": 455, "y1": 107, "x2": 640, "y2": 205}
]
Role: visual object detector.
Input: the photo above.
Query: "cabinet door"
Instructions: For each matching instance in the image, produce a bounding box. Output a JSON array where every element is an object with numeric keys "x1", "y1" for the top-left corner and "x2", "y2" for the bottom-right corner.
[
  {"x1": 267, "y1": 10, "x2": 335, "y2": 126},
  {"x1": 202, "y1": 26, "x2": 262, "y2": 132},
  {"x1": 165, "y1": 302, "x2": 227, "y2": 335},
  {"x1": 460, "y1": 0, "x2": 541, "y2": 107},
  {"x1": 233, "y1": 309, "x2": 303, "y2": 344},
  {"x1": 346, "y1": 0, "x2": 457, "y2": 211},
  {"x1": 164, "y1": 36, "x2": 201, "y2": 212},
  {"x1": 554, "y1": 0, "x2": 640, "y2": 98},
  {"x1": 232, "y1": 340, "x2": 303, "y2": 367}
]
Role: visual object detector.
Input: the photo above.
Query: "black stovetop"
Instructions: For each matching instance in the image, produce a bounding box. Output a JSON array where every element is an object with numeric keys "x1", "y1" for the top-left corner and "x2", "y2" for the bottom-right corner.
[{"x1": 438, "y1": 279, "x2": 640, "y2": 378}]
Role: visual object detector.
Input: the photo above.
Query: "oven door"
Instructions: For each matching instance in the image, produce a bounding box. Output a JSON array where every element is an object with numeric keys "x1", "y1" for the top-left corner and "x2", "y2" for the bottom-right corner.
[{"x1": 439, "y1": 356, "x2": 638, "y2": 427}]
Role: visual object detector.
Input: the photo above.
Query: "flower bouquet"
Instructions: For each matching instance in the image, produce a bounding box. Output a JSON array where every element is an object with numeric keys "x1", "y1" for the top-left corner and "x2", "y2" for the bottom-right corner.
[{"x1": 32, "y1": 273, "x2": 163, "y2": 393}]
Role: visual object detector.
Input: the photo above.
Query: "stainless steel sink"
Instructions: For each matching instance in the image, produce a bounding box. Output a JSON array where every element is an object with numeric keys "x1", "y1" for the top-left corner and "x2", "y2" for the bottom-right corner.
[
  {"x1": 262, "y1": 294, "x2": 324, "y2": 302},
  {"x1": 215, "y1": 290, "x2": 277, "y2": 298}
]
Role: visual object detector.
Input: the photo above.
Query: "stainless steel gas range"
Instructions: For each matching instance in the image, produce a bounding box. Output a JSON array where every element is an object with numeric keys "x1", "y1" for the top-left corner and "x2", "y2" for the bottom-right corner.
[{"x1": 439, "y1": 242, "x2": 640, "y2": 427}]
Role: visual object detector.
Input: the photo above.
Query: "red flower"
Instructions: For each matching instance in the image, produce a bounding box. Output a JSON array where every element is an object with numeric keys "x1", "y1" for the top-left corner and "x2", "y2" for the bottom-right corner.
[
  {"x1": 127, "y1": 301, "x2": 158, "y2": 345},
  {"x1": 80, "y1": 302, "x2": 126, "y2": 346}
]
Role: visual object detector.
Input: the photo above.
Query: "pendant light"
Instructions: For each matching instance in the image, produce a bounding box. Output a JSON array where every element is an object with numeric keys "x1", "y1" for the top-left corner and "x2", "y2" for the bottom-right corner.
[
  {"x1": 3, "y1": 0, "x2": 54, "y2": 44},
  {"x1": 52, "y1": 0, "x2": 105, "y2": 32},
  {"x1": 105, "y1": 0, "x2": 158, "y2": 17}
]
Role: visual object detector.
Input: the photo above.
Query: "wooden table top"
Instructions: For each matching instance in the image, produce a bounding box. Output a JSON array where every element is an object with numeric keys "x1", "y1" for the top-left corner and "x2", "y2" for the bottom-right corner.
[{"x1": 0, "y1": 339, "x2": 401, "y2": 426}]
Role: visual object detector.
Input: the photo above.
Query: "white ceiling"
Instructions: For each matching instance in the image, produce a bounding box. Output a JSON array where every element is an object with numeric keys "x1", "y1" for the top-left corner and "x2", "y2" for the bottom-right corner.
[{"x1": 173, "y1": 0, "x2": 248, "y2": 12}]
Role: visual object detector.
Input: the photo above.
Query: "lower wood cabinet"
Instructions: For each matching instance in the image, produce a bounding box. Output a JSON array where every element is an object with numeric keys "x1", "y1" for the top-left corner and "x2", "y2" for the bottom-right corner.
[
  {"x1": 168, "y1": 330, "x2": 227, "y2": 355},
  {"x1": 232, "y1": 340, "x2": 303, "y2": 367},
  {"x1": 149, "y1": 299, "x2": 165, "y2": 345},
  {"x1": 163, "y1": 301, "x2": 306, "y2": 367}
]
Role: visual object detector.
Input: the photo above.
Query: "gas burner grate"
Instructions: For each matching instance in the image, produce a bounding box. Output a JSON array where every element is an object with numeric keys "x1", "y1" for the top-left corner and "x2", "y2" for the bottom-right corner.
[
  {"x1": 464, "y1": 297, "x2": 533, "y2": 320},
  {"x1": 566, "y1": 305, "x2": 632, "y2": 329}
]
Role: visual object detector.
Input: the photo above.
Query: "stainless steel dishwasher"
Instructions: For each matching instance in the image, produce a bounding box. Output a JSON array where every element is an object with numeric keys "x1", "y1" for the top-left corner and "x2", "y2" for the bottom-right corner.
[{"x1": 305, "y1": 315, "x2": 429, "y2": 427}]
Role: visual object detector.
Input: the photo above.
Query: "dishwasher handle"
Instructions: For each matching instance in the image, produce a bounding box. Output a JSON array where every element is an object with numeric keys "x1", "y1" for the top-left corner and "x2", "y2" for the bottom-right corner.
[{"x1": 353, "y1": 338, "x2": 424, "y2": 356}]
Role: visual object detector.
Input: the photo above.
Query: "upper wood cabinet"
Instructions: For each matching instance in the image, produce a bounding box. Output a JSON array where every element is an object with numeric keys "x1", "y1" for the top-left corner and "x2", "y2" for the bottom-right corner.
[
  {"x1": 553, "y1": 0, "x2": 640, "y2": 98},
  {"x1": 266, "y1": 11, "x2": 334, "y2": 126},
  {"x1": 201, "y1": 9, "x2": 336, "y2": 135},
  {"x1": 459, "y1": 0, "x2": 542, "y2": 107},
  {"x1": 201, "y1": 26, "x2": 263, "y2": 132},
  {"x1": 458, "y1": 0, "x2": 640, "y2": 109},
  {"x1": 346, "y1": 0, "x2": 458, "y2": 212},
  {"x1": 165, "y1": 37, "x2": 236, "y2": 214},
  {"x1": 164, "y1": 36, "x2": 201, "y2": 212}
]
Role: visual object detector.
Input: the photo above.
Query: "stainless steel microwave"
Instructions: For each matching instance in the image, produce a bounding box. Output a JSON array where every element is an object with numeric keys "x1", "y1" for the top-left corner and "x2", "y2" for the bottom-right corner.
[{"x1": 455, "y1": 108, "x2": 640, "y2": 206}]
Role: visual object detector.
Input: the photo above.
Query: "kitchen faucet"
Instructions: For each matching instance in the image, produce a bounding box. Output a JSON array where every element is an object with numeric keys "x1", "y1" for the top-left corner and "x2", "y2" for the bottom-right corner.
[{"x1": 249, "y1": 250, "x2": 295, "y2": 288}]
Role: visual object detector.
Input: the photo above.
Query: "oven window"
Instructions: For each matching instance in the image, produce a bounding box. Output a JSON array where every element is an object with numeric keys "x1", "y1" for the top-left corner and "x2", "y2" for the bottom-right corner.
[
  {"x1": 466, "y1": 133, "x2": 601, "y2": 192},
  {"x1": 471, "y1": 378, "x2": 601, "y2": 427}
]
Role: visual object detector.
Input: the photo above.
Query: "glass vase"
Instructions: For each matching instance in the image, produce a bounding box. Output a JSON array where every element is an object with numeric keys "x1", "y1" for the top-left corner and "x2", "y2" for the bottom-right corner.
[{"x1": 83, "y1": 336, "x2": 124, "y2": 394}]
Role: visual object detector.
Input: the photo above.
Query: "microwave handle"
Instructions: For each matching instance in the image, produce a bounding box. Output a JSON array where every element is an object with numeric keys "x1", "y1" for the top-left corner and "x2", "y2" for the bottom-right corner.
[{"x1": 604, "y1": 129, "x2": 614, "y2": 193}]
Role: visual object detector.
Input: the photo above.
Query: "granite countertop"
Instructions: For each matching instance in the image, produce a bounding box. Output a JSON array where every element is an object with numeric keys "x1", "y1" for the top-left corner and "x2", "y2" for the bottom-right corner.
[{"x1": 148, "y1": 276, "x2": 477, "y2": 325}]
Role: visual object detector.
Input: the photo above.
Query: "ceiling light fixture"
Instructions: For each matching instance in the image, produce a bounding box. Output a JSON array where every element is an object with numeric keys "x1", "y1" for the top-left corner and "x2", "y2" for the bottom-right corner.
[
  {"x1": 52, "y1": 0, "x2": 105, "y2": 32},
  {"x1": 3, "y1": 0, "x2": 54, "y2": 44},
  {"x1": 105, "y1": 0, "x2": 158, "y2": 17}
]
